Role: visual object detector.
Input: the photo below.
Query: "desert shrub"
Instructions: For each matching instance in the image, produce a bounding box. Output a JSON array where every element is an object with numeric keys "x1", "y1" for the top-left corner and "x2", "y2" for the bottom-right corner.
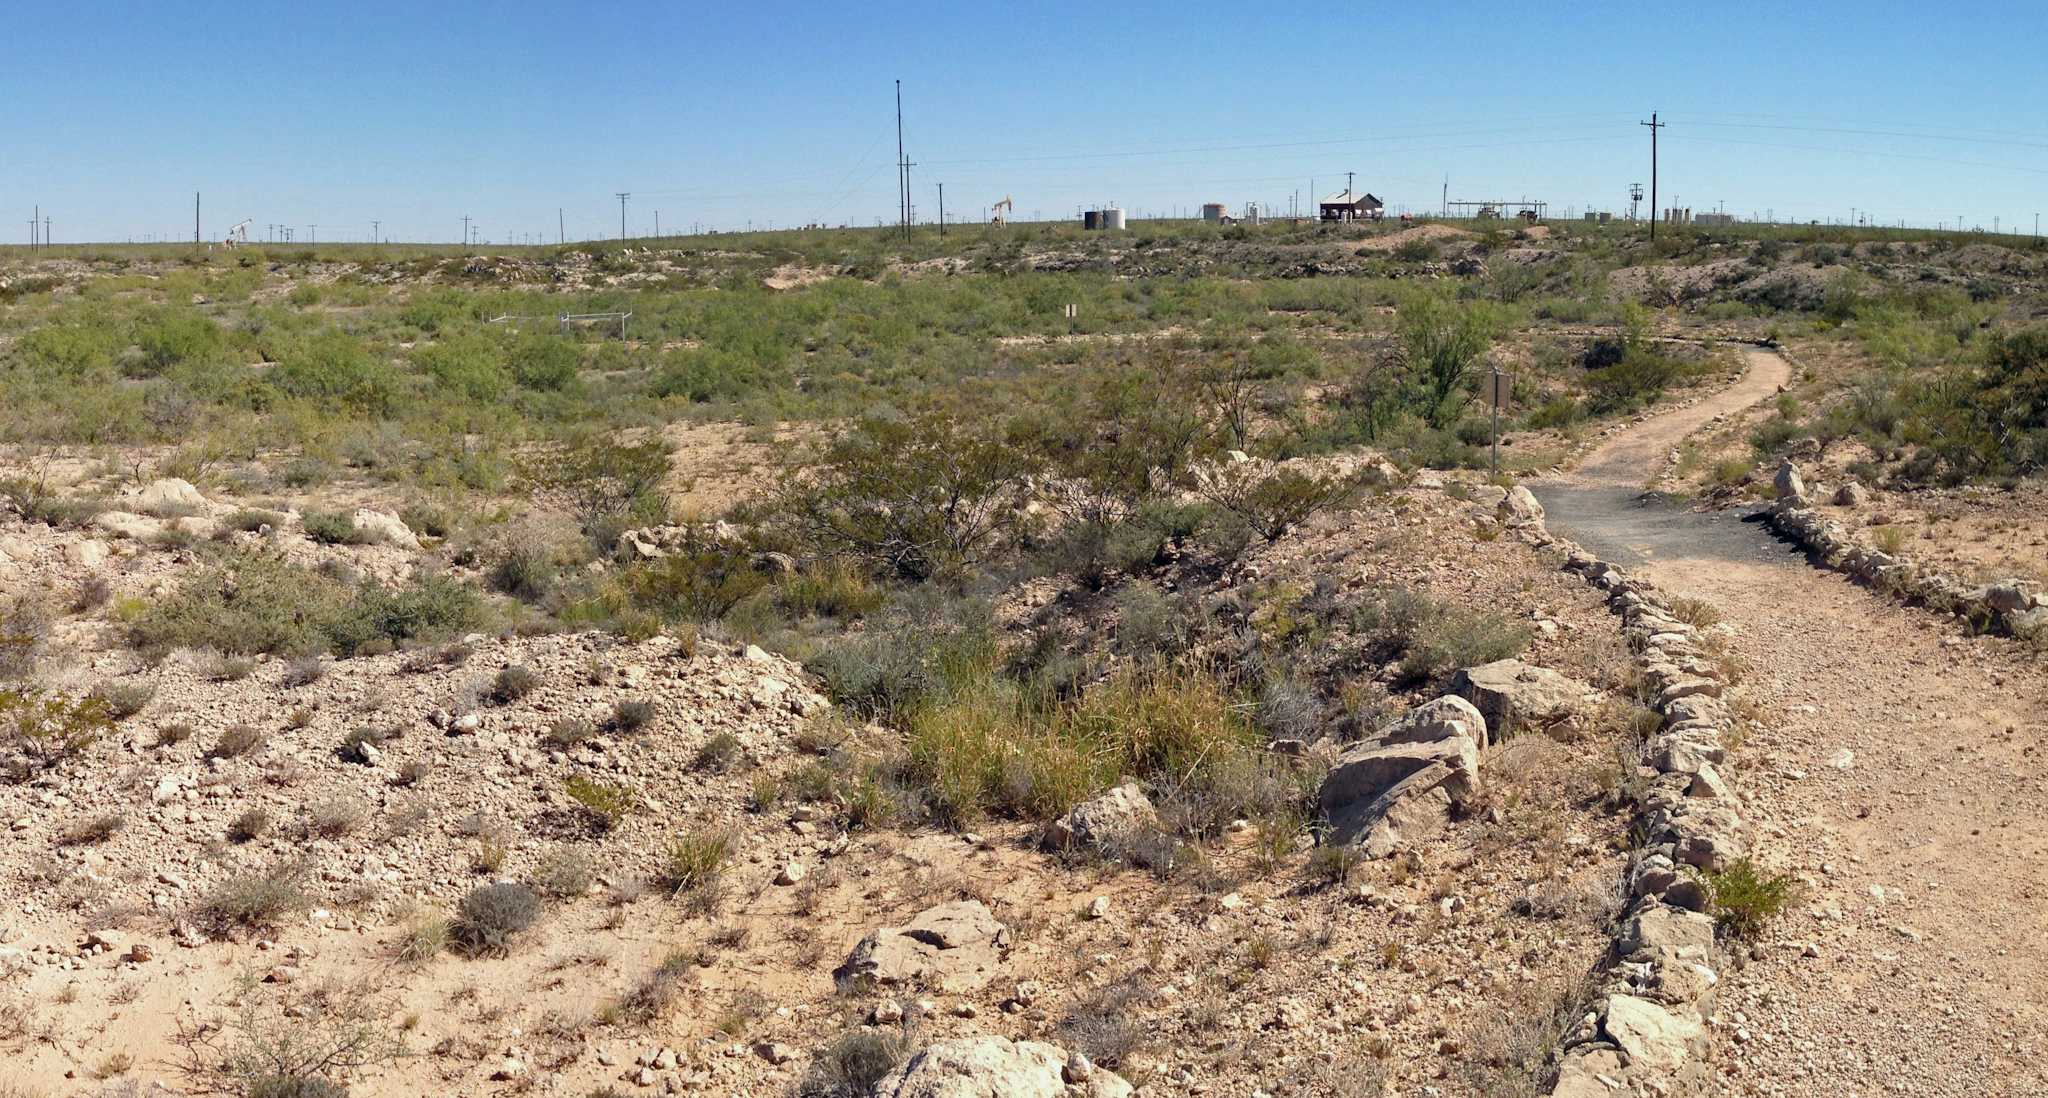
[
  {"x1": 534, "y1": 847, "x2": 595, "y2": 899},
  {"x1": 564, "y1": 775, "x2": 635, "y2": 832},
  {"x1": 269, "y1": 329, "x2": 401, "y2": 415},
  {"x1": 507, "y1": 335, "x2": 580, "y2": 391},
  {"x1": 1667, "y1": 597, "x2": 1722, "y2": 628},
  {"x1": 305, "y1": 797, "x2": 365, "y2": 838},
  {"x1": 613, "y1": 950, "x2": 693, "y2": 1026},
  {"x1": 1355, "y1": 587, "x2": 1530, "y2": 686},
  {"x1": 796, "y1": 1030, "x2": 913, "y2": 1098},
  {"x1": 225, "y1": 508, "x2": 286, "y2": 533},
  {"x1": 779, "y1": 409, "x2": 1033, "y2": 581},
  {"x1": 804, "y1": 595, "x2": 998, "y2": 719},
  {"x1": 90, "y1": 681, "x2": 155, "y2": 720},
  {"x1": 58, "y1": 812, "x2": 125, "y2": 847},
  {"x1": 1057, "y1": 976, "x2": 1152, "y2": 1069},
  {"x1": 658, "y1": 829, "x2": 734, "y2": 897},
  {"x1": 69, "y1": 575, "x2": 113, "y2": 614},
  {"x1": 490, "y1": 665, "x2": 539, "y2": 703},
  {"x1": 544, "y1": 717, "x2": 597, "y2": 749},
  {"x1": 228, "y1": 808, "x2": 272, "y2": 843},
  {"x1": 191, "y1": 861, "x2": 310, "y2": 936},
  {"x1": 611, "y1": 699, "x2": 656, "y2": 733},
  {"x1": 451, "y1": 882, "x2": 540, "y2": 957},
  {"x1": 1304, "y1": 843, "x2": 1366, "y2": 888},
  {"x1": 1194, "y1": 462, "x2": 1359, "y2": 543},
  {"x1": 204, "y1": 654, "x2": 257, "y2": 682},
  {"x1": 486, "y1": 523, "x2": 563, "y2": 602},
  {"x1": 300, "y1": 511, "x2": 370, "y2": 546},
  {"x1": 523, "y1": 437, "x2": 671, "y2": 550},
  {"x1": 775, "y1": 560, "x2": 885, "y2": 619},
  {"x1": 0, "y1": 689, "x2": 113, "y2": 781},
  {"x1": 207, "y1": 724, "x2": 265, "y2": 760},
  {"x1": 1396, "y1": 288, "x2": 1497, "y2": 428},
  {"x1": 1702, "y1": 858, "x2": 1798, "y2": 941},
  {"x1": 134, "y1": 311, "x2": 226, "y2": 376},
  {"x1": 0, "y1": 596, "x2": 53, "y2": 681},
  {"x1": 903, "y1": 664, "x2": 1264, "y2": 831},
  {"x1": 692, "y1": 731, "x2": 743, "y2": 773},
  {"x1": 247, "y1": 1077, "x2": 350, "y2": 1098},
  {"x1": 617, "y1": 535, "x2": 768, "y2": 622}
]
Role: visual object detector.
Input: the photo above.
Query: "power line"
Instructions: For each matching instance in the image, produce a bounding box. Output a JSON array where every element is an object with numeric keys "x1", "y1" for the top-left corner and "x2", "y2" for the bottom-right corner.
[
  {"x1": 616, "y1": 192, "x2": 630, "y2": 241},
  {"x1": 1641, "y1": 112, "x2": 1665, "y2": 240}
]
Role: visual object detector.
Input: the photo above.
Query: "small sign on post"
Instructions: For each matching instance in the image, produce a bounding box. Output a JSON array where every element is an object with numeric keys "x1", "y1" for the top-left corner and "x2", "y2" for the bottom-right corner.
[{"x1": 1487, "y1": 368, "x2": 1510, "y2": 474}]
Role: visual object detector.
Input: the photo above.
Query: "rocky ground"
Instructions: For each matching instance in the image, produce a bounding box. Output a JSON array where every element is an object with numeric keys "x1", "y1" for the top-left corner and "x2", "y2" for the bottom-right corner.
[{"x1": 0, "y1": 436, "x2": 1679, "y2": 1098}]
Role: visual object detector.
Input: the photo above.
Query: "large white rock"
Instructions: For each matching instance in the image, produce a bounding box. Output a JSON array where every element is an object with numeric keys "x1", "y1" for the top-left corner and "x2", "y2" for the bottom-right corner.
[
  {"x1": 1601, "y1": 994, "x2": 1705, "y2": 1076},
  {"x1": 1318, "y1": 696, "x2": 1484, "y2": 856},
  {"x1": 347, "y1": 508, "x2": 421, "y2": 550},
  {"x1": 1773, "y1": 460, "x2": 1804, "y2": 501},
  {"x1": 131, "y1": 478, "x2": 208, "y2": 514},
  {"x1": 1450, "y1": 659, "x2": 1589, "y2": 741},
  {"x1": 1497, "y1": 485, "x2": 1545, "y2": 527},
  {"x1": 836, "y1": 901, "x2": 1010, "y2": 993},
  {"x1": 1042, "y1": 782, "x2": 1160, "y2": 857},
  {"x1": 873, "y1": 1036, "x2": 1131, "y2": 1098}
]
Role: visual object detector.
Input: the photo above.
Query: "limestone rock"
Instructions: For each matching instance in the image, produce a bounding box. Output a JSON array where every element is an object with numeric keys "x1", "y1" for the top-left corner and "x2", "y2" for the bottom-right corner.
[
  {"x1": 1833, "y1": 482, "x2": 1869, "y2": 508},
  {"x1": 1318, "y1": 696, "x2": 1482, "y2": 856},
  {"x1": 1496, "y1": 485, "x2": 1545, "y2": 527},
  {"x1": 1041, "y1": 782, "x2": 1159, "y2": 857},
  {"x1": 94, "y1": 510, "x2": 160, "y2": 541},
  {"x1": 66, "y1": 539, "x2": 109, "y2": 567},
  {"x1": 1450, "y1": 659, "x2": 1588, "y2": 740},
  {"x1": 1600, "y1": 994, "x2": 1705, "y2": 1076},
  {"x1": 1773, "y1": 460, "x2": 1804, "y2": 501},
  {"x1": 348, "y1": 508, "x2": 421, "y2": 549},
  {"x1": 132, "y1": 478, "x2": 208, "y2": 514},
  {"x1": 871, "y1": 1036, "x2": 1131, "y2": 1098},
  {"x1": 835, "y1": 901, "x2": 1010, "y2": 993}
]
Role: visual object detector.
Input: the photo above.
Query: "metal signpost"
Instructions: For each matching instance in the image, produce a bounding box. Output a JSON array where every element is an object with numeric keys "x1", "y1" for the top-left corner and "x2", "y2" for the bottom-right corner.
[{"x1": 1488, "y1": 368, "x2": 1511, "y2": 475}]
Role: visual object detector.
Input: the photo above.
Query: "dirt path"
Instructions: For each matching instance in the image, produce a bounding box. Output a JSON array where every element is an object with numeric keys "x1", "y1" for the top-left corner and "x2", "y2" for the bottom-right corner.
[{"x1": 1534, "y1": 349, "x2": 2048, "y2": 1097}]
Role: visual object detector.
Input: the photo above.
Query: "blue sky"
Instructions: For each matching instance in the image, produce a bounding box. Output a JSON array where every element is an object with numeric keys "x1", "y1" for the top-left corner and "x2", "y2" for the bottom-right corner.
[{"x1": 11, "y1": 0, "x2": 2048, "y2": 243}]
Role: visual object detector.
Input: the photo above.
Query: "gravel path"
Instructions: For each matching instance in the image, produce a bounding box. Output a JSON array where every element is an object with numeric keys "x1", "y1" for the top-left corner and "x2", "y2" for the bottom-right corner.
[{"x1": 1537, "y1": 348, "x2": 2048, "y2": 1097}]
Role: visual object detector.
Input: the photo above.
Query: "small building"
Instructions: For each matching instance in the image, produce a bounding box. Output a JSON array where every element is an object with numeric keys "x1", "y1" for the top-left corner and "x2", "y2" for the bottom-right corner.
[
  {"x1": 1201, "y1": 202, "x2": 1227, "y2": 223},
  {"x1": 1319, "y1": 189, "x2": 1384, "y2": 222}
]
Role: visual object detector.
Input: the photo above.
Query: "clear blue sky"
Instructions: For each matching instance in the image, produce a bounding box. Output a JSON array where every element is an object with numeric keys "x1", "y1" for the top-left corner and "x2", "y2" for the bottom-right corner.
[{"x1": 11, "y1": 0, "x2": 2048, "y2": 243}]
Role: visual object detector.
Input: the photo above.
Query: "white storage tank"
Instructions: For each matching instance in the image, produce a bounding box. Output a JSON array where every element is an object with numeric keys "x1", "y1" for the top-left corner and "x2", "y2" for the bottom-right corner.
[
  {"x1": 1102, "y1": 207, "x2": 1126, "y2": 230},
  {"x1": 1201, "y1": 203, "x2": 1226, "y2": 222}
]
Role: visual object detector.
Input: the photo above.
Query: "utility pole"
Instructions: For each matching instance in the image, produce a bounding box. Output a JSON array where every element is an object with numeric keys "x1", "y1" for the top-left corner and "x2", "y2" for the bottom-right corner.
[
  {"x1": 1641, "y1": 113, "x2": 1664, "y2": 240},
  {"x1": 195, "y1": 192, "x2": 201, "y2": 245},
  {"x1": 310, "y1": 225, "x2": 317, "y2": 246},
  {"x1": 372, "y1": 219, "x2": 380, "y2": 244},
  {"x1": 558, "y1": 208, "x2": 564, "y2": 244},
  {"x1": 655, "y1": 210, "x2": 660, "y2": 238},
  {"x1": 461, "y1": 215, "x2": 471, "y2": 253},
  {"x1": 895, "y1": 80, "x2": 910, "y2": 241},
  {"x1": 616, "y1": 193, "x2": 630, "y2": 241},
  {"x1": 32, "y1": 205, "x2": 38, "y2": 249},
  {"x1": 938, "y1": 182, "x2": 945, "y2": 238},
  {"x1": 44, "y1": 217, "x2": 50, "y2": 247}
]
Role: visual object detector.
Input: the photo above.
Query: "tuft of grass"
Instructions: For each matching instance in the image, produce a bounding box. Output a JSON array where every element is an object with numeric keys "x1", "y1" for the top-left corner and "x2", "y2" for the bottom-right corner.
[
  {"x1": 490, "y1": 665, "x2": 539, "y2": 704},
  {"x1": 206, "y1": 724, "x2": 266, "y2": 760},
  {"x1": 58, "y1": 812, "x2": 126, "y2": 847},
  {"x1": 797, "y1": 1030, "x2": 914, "y2": 1098},
  {"x1": 228, "y1": 807, "x2": 272, "y2": 843},
  {"x1": 191, "y1": 861, "x2": 311, "y2": 937},
  {"x1": 692, "y1": 731, "x2": 743, "y2": 773},
  {"x1": 658, "y1": 829, "x2": 734, "y2": 898},
  {"x1": 564, "y1": 775, "x2": 635, "y2": 832}
]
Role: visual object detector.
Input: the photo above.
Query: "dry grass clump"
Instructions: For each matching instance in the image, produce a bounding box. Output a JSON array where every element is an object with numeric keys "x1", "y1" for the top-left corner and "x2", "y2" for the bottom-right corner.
[
  {"x1": 191, "y1": 861, "x2": 311, "y2": 937},
  {"x1": 451, "y1": 882, "x2": 540, "y2": 957}
]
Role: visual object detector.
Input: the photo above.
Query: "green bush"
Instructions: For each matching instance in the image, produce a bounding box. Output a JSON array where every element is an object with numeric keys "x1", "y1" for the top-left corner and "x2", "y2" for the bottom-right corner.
[
  {"x1": 618, "y1": 535, "x2": 767, "y2": 622},
  {"x1": 270, "y1": 330, "x2": 402, "y2": 415},
  {"x1": 508, "y1": 335, "x2": 580, "y2": 391},
  {"x1": 134, "y1": 312, "x2": 226, "y2": 376},
  {"x1": 1701, "y1": 858, "x2": 1798, "y2": 941},
  {"x1": 132, "y1": 554, "x2": 482, "y2": 658},
  {"x1": 451, "y1": 882, "x2": 540, "y2": 957},
  {"x1": 301, "y1": 511, "x2": 369, "y2": 546},
  {"x1": 780, "y1": 409, "x2": 1033, "y2": 581},
  {"x1": 564, "y1": 775, "x2": 634, "y2": 831},
  {"x1": 0, "y1": 688, "x2": 113, "y2": 781}
]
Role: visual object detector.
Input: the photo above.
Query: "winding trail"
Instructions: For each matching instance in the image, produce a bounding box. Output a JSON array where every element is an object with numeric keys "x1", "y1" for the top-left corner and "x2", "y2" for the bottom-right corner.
[{"x1": 1533, "y1": 349, "x2": 2048, "y2": 1097}]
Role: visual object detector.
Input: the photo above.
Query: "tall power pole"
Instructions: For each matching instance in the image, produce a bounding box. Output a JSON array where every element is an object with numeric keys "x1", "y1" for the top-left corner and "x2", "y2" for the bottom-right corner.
[
  {"x1": 558, "y1": 208, "x2": 564, "y2": 244},
  {"x1": 462, "y1": 215, "x2": 471, "y2": 251},
  {"x1": 372, "y1": 220, "x2": 380, "y2": 244},
  {"x1": 938, "y1": 183, "x2": 945, "y2": 238},
  {"x1": 195, "y1": 192, "x2": 201, "y2": 245},
  {"x1": 616, "y1": 193, "x2": 630, "y2": 241},
  {"x1": 1641, "y1": 113, "x2": 1665, "y2": 240},
  {"x1": 895, "y1": 80, "x2": 909, "y2": 241},
  {"x1": 655, "y1": 210, "x2": 660, "y2": 238}
]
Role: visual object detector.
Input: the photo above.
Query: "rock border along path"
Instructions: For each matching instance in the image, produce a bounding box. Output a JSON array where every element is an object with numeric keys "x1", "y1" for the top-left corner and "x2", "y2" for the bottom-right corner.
[
  {"x1": 1761, "y1": 463, "x2": 2048, "y2": 642},
  {"x1": 1490, "y1": 496, "x2": 1748, "y2": 1097}
]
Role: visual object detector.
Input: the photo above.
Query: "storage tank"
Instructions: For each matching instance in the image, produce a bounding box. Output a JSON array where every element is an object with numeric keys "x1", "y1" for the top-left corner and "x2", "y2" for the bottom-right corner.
[
  {"x1": 1082, "y1": 210, "x2": 1102, "y2": 230},
  {"x1": 1201, "y1": 203, "x2": 1226, "y2": 223},
  {"x1": 1102, "y1": 207, "x2": 1126, "y2": 230}
]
